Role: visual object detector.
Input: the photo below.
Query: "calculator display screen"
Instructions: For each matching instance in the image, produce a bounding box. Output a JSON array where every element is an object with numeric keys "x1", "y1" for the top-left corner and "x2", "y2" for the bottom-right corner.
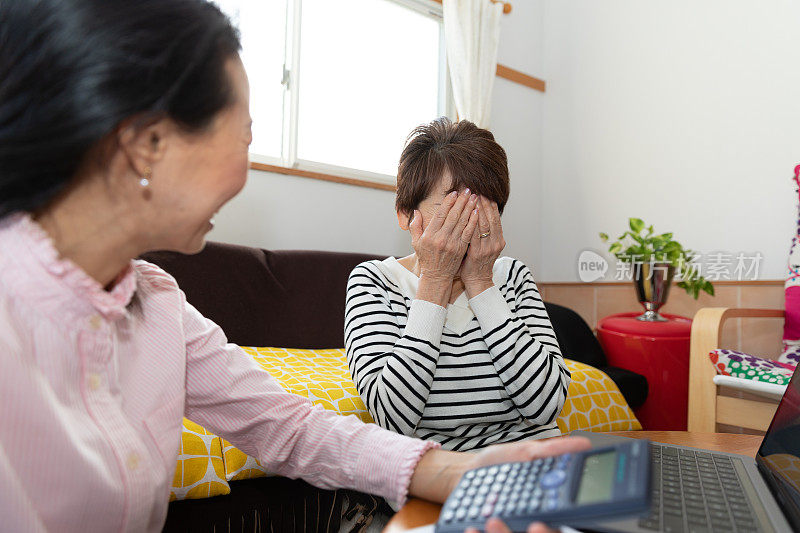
[{"x1": 575, "y1": 451, "x2": 617, "y2": 504}]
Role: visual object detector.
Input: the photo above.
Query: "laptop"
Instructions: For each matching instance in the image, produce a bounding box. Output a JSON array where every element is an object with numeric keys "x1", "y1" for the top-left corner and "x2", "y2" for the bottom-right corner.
[{"x1": 571, "y1": 364, "x2": 800, "y2": 533}]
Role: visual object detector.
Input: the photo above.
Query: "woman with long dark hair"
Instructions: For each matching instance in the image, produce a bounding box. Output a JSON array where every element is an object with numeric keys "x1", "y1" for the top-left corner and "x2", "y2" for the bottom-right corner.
[{"x1": 0, "y1": 1, "x2": 587, "y2": 531}]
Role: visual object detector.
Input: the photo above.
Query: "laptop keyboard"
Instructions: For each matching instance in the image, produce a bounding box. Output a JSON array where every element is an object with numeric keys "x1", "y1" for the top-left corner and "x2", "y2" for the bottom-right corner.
[{"x1": 638, "y1": 444, "x2": 759, "y2": 533}]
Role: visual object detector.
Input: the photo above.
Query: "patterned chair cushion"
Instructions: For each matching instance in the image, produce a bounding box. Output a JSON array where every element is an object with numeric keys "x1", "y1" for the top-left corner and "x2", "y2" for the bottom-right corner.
[{"x1": 709, "y1": 349, "x2": 796, "y2": 386}]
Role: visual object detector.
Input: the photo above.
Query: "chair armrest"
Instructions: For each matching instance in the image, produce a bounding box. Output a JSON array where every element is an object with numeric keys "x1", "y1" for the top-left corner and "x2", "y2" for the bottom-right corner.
[{"x1": 687, "y1": 307, "x2": 784, "y2": 431}]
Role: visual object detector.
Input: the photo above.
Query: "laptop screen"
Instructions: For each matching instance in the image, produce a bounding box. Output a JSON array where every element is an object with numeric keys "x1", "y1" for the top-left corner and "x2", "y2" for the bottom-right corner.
[{"x1": 757, "y1": 365, "x2": 800, "y2": 530}]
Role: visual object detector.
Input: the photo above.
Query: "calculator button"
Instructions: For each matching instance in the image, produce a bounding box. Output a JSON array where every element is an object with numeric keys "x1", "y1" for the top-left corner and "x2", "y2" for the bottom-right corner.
[
  {"x1": 481, "y1": 504, "x2": 494, "y2": 518},
  {"x1": 461, "y1": 496, "x2": 472, "y2": 507},
  {"x1": 455, "y1": 508, "x2": 467, "y2": 520},
  {"x1": 540, "y1": 469, "x2": 567, "y2": 489},
  {"x1": 487, "y1": 466, "x2": 500, "y2": 475},
  {"x1": 467, "y1": 506, "x2": 480, "y2": 519},
  {"x1": 466, "y1": 486, "x2": 478, "y2": 496},
  {"x1": 465, "y1": 470, "x2": 476, "y2": 480},
  {"x1": 500, "y1": 463, "x2": 512, "y2": 473},
  {"x1": 544, "y1": 498, "x2": 560, "y2": 511},
  {"x1": 478, "y1": 485, "x2": 490, "y2": 495}
]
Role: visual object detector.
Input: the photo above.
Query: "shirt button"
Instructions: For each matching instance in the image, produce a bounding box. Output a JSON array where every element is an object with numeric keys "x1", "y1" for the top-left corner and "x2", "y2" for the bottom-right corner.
[
  {"x1": 127, "y1": 453, "x2": 140, "y2": 471},
  {"x1": 89, "y1": 314, "x2": 103, "y2": 330},
  {"x1": 87, "y1": 373, "x2": 101, "y2": 391}
]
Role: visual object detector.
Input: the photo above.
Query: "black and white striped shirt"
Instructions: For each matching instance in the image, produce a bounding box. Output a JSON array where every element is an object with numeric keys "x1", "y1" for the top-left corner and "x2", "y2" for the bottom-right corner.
[{"x1": 344, "y1": 256, "x2": 570, "y2": 451}]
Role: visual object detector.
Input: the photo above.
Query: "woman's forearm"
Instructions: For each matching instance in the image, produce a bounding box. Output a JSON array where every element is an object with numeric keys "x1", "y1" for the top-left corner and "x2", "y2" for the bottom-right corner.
[
  {"x1": 407, "y1": 448, "x2": 472, "y2": 503},
  {"x1": 416, "y1": 272, "x2": 453, "y2": 307}
]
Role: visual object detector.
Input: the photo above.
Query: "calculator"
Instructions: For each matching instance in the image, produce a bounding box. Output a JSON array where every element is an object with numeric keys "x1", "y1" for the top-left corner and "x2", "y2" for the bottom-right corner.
[{"x1": 435, "y1": 439, "x2": 651, "y2": 532}]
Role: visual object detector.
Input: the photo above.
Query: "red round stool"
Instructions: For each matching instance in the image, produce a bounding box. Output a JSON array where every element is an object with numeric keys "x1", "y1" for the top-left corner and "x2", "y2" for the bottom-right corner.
[{"x1": 596, "y1": 312, "x2": 693, "y2": 430}]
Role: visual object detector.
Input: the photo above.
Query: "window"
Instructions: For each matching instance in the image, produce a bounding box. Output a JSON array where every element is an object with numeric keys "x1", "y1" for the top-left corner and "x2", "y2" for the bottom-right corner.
[{"x1": 216, "y1": 0, "x2": 449, "y2": 186}]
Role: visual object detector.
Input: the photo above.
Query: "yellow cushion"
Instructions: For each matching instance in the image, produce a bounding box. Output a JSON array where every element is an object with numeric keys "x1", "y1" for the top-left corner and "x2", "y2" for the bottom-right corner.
[
  {"x1": 557, "y1": 360, "x2": 642, "y2": 433},
  {"x1": 220, "y1": 347, "x2": 374, "y2": 481},
  {"x1": 242, "y1": 346, "x2": 373, "y2": 424},
  {"x1": 169, "y1": 419, "x2": 230, "y2": 501}
]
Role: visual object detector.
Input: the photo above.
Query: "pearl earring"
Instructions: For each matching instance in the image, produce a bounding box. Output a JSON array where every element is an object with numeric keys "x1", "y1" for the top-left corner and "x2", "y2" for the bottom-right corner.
[{"x1": 140, "y1": 166, "x2": 152, "y2": 188}]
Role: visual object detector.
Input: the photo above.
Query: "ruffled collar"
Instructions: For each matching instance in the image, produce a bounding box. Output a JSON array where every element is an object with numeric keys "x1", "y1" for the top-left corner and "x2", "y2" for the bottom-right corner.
[
  {"x1": 377, "y1": 257, "x2": 475, "y2": 335},
  {"x1": 11, "y1": 213, "x2": 137, "y2": 321}
]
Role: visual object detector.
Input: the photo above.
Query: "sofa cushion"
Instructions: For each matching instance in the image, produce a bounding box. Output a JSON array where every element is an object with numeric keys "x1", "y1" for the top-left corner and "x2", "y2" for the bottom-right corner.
[
  {"x1": 556, "y1": 361, "x2": 642, "y2": 433},
  {"x1": 170, "y1": 419, "x2": 230, "y2": 501},
  {"x1": 141, "y1": 243, "x2": 384, "y2": 348},
  {"x1": 596, "y1": 365, "x2": 649, "y2": 410}
]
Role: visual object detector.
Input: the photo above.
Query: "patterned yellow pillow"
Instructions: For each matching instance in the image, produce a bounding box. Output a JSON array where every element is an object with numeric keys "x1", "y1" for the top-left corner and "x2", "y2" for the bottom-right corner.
[
  {"x1": 221, "y1": 440, "x2": 270, "y2": 481},
  {"x1": 242, "y1": 346, "x2": 373, "y2": 423},
  {"x1": 557, "y1": 360, "x2": 642, "y2": 433},
  {"x1": 219, "y1": 347, "x2": 374, "y2": 481},
  {"x1": 169, "y1": 419, "x2": 230, "y2": 501}
]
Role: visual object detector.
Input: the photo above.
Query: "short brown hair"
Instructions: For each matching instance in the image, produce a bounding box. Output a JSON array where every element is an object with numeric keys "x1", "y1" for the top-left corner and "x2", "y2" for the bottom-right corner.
[{"x1": 395, "y1": 117, "x2": 510, "y2": 217}]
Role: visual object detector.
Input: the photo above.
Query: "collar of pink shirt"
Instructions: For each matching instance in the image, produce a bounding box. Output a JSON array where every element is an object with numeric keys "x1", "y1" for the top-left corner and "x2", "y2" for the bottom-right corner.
[{"x1": 5, "y1": 213, "x2": 137, "y2": 322}]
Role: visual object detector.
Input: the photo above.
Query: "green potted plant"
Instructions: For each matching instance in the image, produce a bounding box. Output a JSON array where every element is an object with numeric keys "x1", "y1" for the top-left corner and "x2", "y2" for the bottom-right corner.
[{"x1": 600, "y1": 218, "x2": 714, "y2": 321}]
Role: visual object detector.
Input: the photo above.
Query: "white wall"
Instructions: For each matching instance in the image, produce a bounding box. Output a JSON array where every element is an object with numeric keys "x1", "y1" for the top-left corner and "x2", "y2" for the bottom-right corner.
[
  {"x1": 208, "y1": 1, "x2": 547, "y2": 273},
  {"x1": 541, "y1": 0, "x2": 800, "y2": 281}
]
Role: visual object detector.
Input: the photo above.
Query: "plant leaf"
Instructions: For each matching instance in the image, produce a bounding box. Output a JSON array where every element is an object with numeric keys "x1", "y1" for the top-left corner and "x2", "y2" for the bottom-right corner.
[
  {"x1": 629, "y1": 218, "x2": 645, "y2": 234},
  {"x1": 599, "y1": 232, "x2": 609, "y2": 242}
]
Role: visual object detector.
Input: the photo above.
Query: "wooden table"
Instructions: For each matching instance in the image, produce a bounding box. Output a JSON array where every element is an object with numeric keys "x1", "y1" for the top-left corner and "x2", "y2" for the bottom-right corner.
[{"x1": 384, "y1": 431, "x2": 763, "y2": 532}]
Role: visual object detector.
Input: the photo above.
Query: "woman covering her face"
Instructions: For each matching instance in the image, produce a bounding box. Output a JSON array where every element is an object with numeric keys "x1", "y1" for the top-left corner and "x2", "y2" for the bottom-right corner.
[
  {"x1": 0, "y1": 1, "x2": 588, "y2": 531},
  {"x1": 345, "y1": 118, "x2": 571, "y2": 451}
]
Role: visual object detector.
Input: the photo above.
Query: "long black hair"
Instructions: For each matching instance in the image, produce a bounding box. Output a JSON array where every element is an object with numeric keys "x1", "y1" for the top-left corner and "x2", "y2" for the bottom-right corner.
[{"x1": 0, "y1": 0, "x2": 241, "y2": 218}]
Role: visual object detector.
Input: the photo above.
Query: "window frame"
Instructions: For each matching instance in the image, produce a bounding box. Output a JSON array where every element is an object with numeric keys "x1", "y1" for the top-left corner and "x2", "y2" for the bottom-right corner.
[{"x1": 245, "y1": 0, "x2": 453, "y2": 188}]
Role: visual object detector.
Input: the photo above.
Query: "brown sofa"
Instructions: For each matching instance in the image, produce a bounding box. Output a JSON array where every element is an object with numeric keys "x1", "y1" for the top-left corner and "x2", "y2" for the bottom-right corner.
[{"x1": 142, "y1": 241, "x2": 647, "y2": 531}]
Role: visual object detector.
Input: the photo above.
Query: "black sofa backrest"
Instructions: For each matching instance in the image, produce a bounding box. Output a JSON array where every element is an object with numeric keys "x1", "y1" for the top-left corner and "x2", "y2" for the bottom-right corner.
[
  {"x1": 142, "y1": 241, "x2": 383, "y2": 348},
  {"x1": 543, "y1": 302, "x2": 607, "y2": 369}
]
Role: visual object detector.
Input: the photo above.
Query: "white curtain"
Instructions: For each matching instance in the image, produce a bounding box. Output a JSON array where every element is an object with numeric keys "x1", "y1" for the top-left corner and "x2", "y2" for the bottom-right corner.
[{"x1": 442, "y1": 0, "x2": 503, "y2": 128}]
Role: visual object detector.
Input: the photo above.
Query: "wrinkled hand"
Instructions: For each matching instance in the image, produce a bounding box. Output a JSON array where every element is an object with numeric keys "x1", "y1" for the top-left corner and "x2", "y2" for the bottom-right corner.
[
  {"x1": 410, "y1": 189, "x2": 478, "y2": 283},
  {"x1": 460, "y1": 196, "x2": 506, "y2": 297}
]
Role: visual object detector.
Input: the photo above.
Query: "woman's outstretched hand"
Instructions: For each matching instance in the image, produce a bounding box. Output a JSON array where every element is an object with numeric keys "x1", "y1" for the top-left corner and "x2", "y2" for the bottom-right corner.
[
  {"x1": 460, "y1": 196, "x2": 506, "y2": 298},
  {"x1": 407, "y1": 437, "x2": 591, "y2": 533},
  {"x1": 410, "y1": 188, "x2": 478, "y2": 306}
]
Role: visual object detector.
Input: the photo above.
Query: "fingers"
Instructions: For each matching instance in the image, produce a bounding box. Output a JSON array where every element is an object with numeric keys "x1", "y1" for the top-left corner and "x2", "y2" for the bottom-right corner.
[
  {"x1": 428, "y1": 190, "x2": 459, "y2": 233},
  {"x1": 440, "y1": 189, "x2": 473, "y2": 235},
  {"x1": 455, "y1": 194, "x2": 478, "y2": 239},
  {"x1": 522, "y1": 437, "x2": 593, "y2": 461},
  {"x1": 485, "y1": 517, "x2": 512, "y2": 533},
  {"x1": 409, "y1": 210, "x2": 423, "y2": 242},
  {"x1": 527, "y1": 523, "x2": 556, "y2": 533},
  {"x1": 477, "y1": 200, "x2": 491, "y2": 237},
  {"x1": 482, "y1": 196, "x2": 501, "y2": 224},
  {"x1": 460, "y1": 204, "x2": 479, "y2": 244}
]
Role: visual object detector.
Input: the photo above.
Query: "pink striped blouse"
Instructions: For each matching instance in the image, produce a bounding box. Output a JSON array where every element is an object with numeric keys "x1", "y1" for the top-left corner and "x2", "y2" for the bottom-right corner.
[{"x1": 0, "y1": 213, "x2": 438, "y2": 532}]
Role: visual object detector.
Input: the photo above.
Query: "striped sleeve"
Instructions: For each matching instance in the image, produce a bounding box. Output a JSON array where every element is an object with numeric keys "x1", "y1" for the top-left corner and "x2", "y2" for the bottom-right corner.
[
  {"x1": 344, "y1": 262, "x2": 446, "y2": 436},
  {"x1": 468, "y1": 260, "x2": 570, "y2": 426}
]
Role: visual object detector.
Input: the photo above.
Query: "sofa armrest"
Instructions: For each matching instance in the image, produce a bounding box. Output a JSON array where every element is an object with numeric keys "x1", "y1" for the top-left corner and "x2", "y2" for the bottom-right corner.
[{"x1": 687, "y1": 307, "x2": 784, "y2": 432}]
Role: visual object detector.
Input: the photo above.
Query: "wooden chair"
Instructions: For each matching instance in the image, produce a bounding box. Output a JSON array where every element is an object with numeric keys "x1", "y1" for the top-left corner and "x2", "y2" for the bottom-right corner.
[{"x1": 687, "y1": 307, "x2": 785, "y2": 432}]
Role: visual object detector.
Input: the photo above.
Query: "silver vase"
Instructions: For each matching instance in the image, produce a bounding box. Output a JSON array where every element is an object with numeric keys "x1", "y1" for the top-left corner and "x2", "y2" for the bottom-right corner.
[{"x1": 632, "y1": 262, "x2": 675, "y2": 322}]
